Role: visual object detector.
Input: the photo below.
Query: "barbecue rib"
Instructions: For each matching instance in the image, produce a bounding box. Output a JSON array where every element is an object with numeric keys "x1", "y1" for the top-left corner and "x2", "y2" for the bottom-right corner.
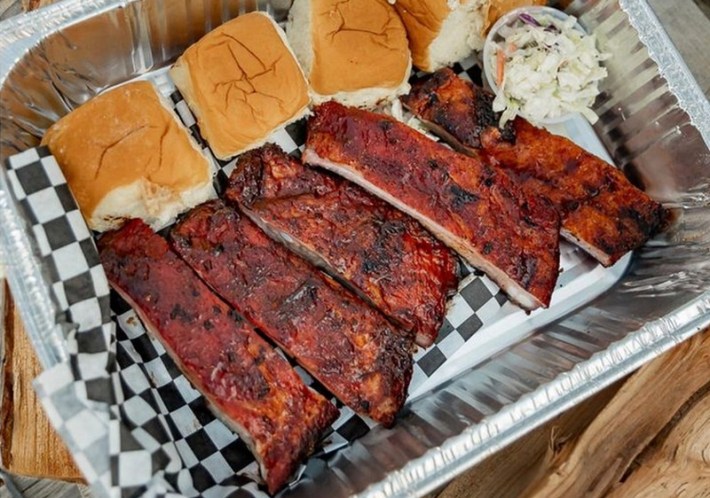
[
  {"x1": 98, "y1": 220, "x2": 338, "y2": 493},
  {"x1": 401, "y1": 68, "x2": 665, "y2": 266},
  {"x1": 225, "y1": 144, "x2": 459, "y2": 347},
  {"x1": 304, "y1": 101, "x2": 560, "y2": 310},
  {"x1": 171, "y1": 200, "x2": 413, "y2": 426}
]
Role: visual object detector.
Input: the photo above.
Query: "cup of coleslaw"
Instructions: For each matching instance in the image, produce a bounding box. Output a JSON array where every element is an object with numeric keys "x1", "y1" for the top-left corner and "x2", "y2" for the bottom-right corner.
[{"x1": 483, "y1": 6, "x2": 610, "y2": 127}]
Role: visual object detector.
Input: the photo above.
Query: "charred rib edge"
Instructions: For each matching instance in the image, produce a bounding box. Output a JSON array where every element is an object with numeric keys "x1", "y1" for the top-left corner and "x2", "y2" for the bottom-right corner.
[{"x1": 302, "y1": 148, "x2": 542, "y2": 310}]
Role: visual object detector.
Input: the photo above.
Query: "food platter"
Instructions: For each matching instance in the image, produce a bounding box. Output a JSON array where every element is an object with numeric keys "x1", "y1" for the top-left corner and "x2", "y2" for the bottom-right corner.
[{"x1": 0, "y1": 0, "x2": 709, "y2": 497}]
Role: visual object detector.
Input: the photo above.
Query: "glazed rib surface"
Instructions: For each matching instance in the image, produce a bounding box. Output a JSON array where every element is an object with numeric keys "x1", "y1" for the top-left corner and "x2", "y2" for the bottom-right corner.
[
  {"x1": 225, "y1": 144, "x2": 459, "y2": 347},
  {"x1": 171, "y1": 200, "x2": 413, "y2": 426},
  {"x1": 304, "y1": 101, "x2": 560, "y2": 310},
  {"x1": 402, "y1": 68, "x2": 664, "y2": 266},
  {"x1": 98, "y1": 220, "x2": 338, "y2": 494}
]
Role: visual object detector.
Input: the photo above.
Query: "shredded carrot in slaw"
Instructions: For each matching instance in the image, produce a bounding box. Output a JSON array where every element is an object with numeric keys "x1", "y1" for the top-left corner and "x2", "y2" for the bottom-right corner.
[{"x1": 496, "y1": 49, "x2": 505, "y2": 87}]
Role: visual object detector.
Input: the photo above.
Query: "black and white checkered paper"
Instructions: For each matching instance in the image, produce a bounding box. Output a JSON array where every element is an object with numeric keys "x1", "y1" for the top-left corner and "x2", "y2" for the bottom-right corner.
[{"x1": 3, "y1": 61, "x2": 539, "y2": 498}]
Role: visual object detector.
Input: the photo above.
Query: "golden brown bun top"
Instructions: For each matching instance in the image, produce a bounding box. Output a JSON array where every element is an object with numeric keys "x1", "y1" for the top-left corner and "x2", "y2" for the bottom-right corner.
[
  {"x1": 177, "y1": 12, "x2": 309, "y2": 157},
  {"x1": 41, "y1": 81, "x2": 209, "y2": 219},
  {"x1": 393, "y1": 0, "x2": 452, "y2": 71},
  {"x1": 310, "y1": 0, "x2": 410, "y2": 95},
  {"x1": 485, "y1": 0, "x2": 547, "y2": 31}
]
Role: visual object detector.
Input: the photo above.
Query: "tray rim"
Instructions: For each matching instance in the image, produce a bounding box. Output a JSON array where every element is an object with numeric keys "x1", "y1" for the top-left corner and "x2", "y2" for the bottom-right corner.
[
  {"x1": 0, "y1": 1, "x2": 709, "y2": 497},
  {"x1": 618, "y1": 0, "x2": 710, "y2": 145}
]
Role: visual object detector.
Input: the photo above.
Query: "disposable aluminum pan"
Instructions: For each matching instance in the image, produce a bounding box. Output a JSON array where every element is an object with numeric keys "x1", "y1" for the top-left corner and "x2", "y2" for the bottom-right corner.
[{"x1": 1, "y1": 0, "x2": 709, "y2": 497}]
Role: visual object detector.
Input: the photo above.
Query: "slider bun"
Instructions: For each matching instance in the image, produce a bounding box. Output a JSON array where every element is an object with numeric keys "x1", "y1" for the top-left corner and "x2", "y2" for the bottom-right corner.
[
  {"x1": 42, "y1": 81, "x2": 214, "y2": 233},
  {"x1": 394, "y1": 0, "x2": 490, "y2": 73},
  {"x1": 171, "y1": 12, "x2": 310, "y2": 160},
  {"x1": 286, "y1": 0, "x2": 412, "y2": 108}
]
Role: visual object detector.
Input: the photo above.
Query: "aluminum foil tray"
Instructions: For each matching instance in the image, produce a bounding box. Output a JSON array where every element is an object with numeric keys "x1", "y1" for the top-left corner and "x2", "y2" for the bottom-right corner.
[{"x1": 1, "y1": 0, "x2": 709, "y2": 497}]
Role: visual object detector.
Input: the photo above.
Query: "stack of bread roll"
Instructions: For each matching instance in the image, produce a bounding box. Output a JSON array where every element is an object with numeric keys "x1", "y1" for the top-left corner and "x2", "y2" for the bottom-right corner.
[{"x1": 42, "y1": 0, "x2": 545, "y2": 234}]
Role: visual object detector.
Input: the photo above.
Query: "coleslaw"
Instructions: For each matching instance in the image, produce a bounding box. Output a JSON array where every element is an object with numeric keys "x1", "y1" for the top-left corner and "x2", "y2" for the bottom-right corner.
[{"x1": 486, "y1": 10, "x2": 611, "y2": 126}]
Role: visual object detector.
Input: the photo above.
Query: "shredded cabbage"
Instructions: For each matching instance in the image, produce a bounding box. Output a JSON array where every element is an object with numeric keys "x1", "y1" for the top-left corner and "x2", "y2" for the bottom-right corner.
[{"x1": 489, "y1": 12, "x2": 611, "y2": 126}]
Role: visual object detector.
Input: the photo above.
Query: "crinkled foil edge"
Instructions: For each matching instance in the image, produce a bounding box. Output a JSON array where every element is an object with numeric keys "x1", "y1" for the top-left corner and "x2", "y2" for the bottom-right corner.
[
  {"x1": 0, "y1": 0, "x2": 133, "y2": 90},
  {"x1": 0, "y1": 168, "x2": 69, "y2": 368},
  {"x1": 618, "y1": 0, "x2": 710, "y2": 144}
]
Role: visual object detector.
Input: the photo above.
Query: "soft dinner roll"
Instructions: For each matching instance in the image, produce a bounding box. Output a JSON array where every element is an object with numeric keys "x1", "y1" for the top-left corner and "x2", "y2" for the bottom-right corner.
[
  {"x1": 42, "y1": 81, "x2": 214, "y2": 233},
  {"x1": 393, "y1": 0, "x2": 490, "y2": 73},
  {"x1": 171, "y1": 12, "x2": 310, "y2": 159},
  {"x1": 286, "y1": 0, "x2": 412, "y2": 108}
]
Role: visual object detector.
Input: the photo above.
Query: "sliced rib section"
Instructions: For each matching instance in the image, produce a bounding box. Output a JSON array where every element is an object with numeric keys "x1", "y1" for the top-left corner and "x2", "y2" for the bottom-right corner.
[
  {"x1": 98, "y1": 219, "x2": 338, "y2": 494},
  {"x1": 225, "y1": 144, "x2": 459, "y2": 347},
  {"x1": 304, "y1": 101, "x2": 560, "y2": 310},
  {"x1": 401, "y1": 68, "x2": 665, "y2": 266},
  {"x1": 170, "y1": 200, "x2": 413, "y2": 426}
]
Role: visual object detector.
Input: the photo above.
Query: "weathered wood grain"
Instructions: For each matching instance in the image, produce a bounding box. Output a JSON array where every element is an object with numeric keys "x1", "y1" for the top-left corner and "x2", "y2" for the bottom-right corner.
[
  {"x1": 606, "y1": 385, "x2": 710, "y2": 498},
  {"x1": 521, "y1": 331, "x2": 710, "y2": 497},
  {"x1": 0, "y1": 292, "x2": 82, "y2": 481}
]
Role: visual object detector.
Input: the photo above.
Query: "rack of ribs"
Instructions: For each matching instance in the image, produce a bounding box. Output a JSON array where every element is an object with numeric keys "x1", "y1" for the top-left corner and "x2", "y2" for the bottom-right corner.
[
  {"x1": 225, "y1": 144, "x2": 459, "y2": 348},
  {"x1": 401, "y1": 68, "x2": 665, "y2": 266},
  {"x1": 98, "y1": 219, "x2": 338, "y2": 494},
  {"x1": 304, "y1": 101, "x2": 561, "y2": 310},
  {"x1": 170, "y1": 200, "x2": 413, "y2": 426}
]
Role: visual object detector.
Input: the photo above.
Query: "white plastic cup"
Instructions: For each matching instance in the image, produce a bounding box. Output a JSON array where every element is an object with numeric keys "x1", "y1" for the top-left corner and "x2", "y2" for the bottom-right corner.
[{"x1": 482, "y1": 6, "x2": 589, "y2": 125}]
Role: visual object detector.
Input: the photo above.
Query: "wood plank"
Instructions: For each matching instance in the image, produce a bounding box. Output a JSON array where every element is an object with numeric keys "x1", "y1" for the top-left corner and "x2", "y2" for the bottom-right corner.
[
  {"x1": 522, "y1": 330, "x2": 710, "y2": 498},
  {"x1": 0, "y1": 291, "x2": 83, "y2": 482},
  {"x1": 606, "y1": 383, "x2": 710, "y2": 497}
]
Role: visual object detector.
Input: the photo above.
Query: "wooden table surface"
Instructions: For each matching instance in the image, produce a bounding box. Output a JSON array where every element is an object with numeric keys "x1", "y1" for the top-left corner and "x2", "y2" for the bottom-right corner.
[{"x1": 1, "y1": 1, "x2": 709, "y2": 497}]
